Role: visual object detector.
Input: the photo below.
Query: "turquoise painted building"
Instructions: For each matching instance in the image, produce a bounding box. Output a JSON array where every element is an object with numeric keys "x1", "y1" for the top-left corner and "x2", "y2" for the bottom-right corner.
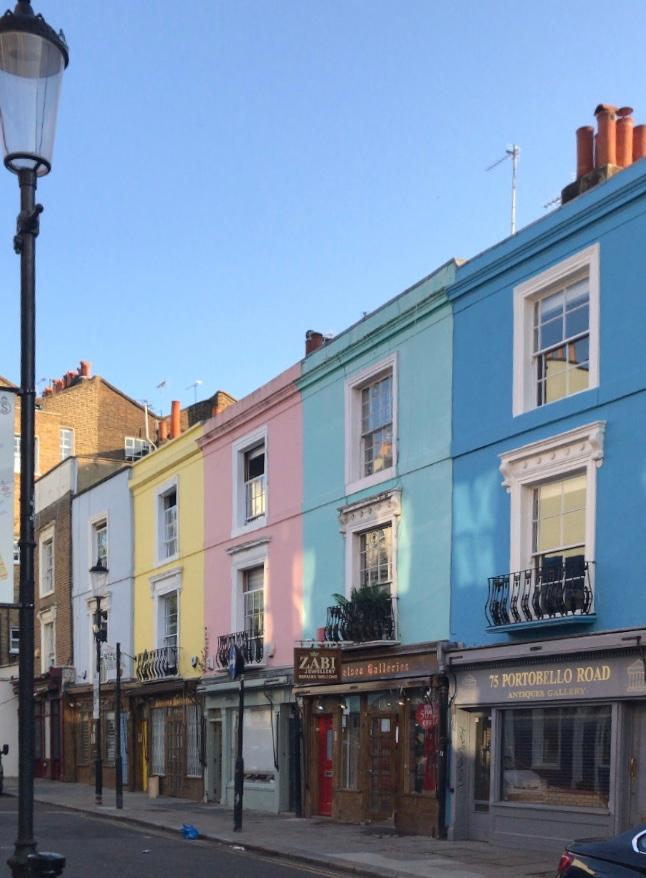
[{"x1": 296, "y1": 260, "x2": 457, "y2": 832}]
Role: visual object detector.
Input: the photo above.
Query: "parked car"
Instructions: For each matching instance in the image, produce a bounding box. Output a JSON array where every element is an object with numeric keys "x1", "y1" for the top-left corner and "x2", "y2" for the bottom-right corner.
[{"x1": 557, "y1": 827, "x2": 646, "y2": 876}]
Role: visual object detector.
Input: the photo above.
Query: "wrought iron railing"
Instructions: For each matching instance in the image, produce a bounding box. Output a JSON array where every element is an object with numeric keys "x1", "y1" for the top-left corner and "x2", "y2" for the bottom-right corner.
[
  {"x1": 323, "y1": 591, "x2": 398, "y2": 644},
  {"x1": 485, "y1": 558, "x2": 593, "y2": 627},
  {"x1": 135, "y1": 645, "x2": 179, "y2": 681},
  {"x1": 215, "y1": 630, "x2": 264, "y2": 670}
]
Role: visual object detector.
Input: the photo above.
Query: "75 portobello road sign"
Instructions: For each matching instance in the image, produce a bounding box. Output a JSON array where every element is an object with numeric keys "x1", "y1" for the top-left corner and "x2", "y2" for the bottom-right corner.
[{"x1": 455, "y1": 654, "x2": 646, "y2": 706}]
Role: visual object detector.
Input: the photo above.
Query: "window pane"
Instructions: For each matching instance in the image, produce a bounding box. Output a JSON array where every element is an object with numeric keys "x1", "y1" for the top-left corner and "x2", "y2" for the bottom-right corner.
[
  {"x1": 502, "y1": 706, "x2": 611, "y2": 808},
  {"x1": 565, "y1": 303, "x2": 589, "y2": 338},
  {"x1": 340, "y1": 697, "x2": 360, "y2": 790},
  {"x1": 409, "y1": 696, "x2": 439, "y2": 793},
  {"x1": 359, "y1": 525, "x2": 392, "y2": 589},
  {"x1": 151, "y1": 708, "x2": 166, "y2": 776}
]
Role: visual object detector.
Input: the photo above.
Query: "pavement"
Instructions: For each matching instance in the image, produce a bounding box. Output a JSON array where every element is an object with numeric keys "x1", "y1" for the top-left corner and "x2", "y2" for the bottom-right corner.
[{"x1": 5, "y1": 778, "x2": 558, "y2": 878}]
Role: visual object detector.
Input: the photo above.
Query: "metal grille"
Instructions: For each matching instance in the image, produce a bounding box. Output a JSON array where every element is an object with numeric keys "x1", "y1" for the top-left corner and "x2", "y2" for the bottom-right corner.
[
  {"x1": 186, "y1": 705, "x2": 202, "y2": 778},
  {"x1": 77, "y1": 713, "x2": 91, "y2": 765},
  {"x1": 151, "y1": 708, "x2": 165, "y2": 776},
  {"x1": 104, "y1": 712, "x2": 116, "y2": 765}
]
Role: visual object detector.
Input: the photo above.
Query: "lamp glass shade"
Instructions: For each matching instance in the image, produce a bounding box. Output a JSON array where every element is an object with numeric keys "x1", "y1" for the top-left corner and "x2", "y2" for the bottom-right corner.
[
  {"x1": 89, "y1": 562, "x2": 108, "y2": 594},
  {"x1": 0, "y1": 29, "x2": 65, "y2": 174}
]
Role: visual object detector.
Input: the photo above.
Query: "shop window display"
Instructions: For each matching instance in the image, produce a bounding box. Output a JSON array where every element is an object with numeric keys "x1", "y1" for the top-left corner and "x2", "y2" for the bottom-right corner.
[
  {"x1": 502, "y1": 705, "x2": 610, "y2": 808},
  {"x1": 409, "y1": 695, "x2": 439, "y2": 794},
  {"x1": 340, "y1": 696, "x2": 360, "y2": 790}
]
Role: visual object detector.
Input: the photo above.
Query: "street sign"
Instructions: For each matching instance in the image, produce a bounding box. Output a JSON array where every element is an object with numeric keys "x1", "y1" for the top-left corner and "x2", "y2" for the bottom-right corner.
[{"x1": 0, "y1": 390, "x2": 15, "y2": 604}]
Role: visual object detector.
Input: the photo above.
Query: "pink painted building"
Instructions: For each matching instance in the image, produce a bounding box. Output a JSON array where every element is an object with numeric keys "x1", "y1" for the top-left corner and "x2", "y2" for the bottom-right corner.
[{"x1": 198, "y1": 363, "x2": 303, "y2": 812}]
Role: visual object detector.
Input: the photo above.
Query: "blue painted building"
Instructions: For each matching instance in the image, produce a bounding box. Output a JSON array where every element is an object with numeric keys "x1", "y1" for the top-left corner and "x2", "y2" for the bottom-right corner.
[
  {"x1": 447, "y1": 109, "x2": 646, "y2": 849},
  {"x1": 295, "y1": 260, "x2": 457, "y2": 833}
]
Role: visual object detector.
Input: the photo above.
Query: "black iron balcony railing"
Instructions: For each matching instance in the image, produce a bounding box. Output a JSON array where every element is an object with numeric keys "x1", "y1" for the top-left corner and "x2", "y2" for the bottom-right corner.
[
  {"x1": 215, "y1": 630, "x2": 264, "y2": 670},
  {"x1": 324, "y1": 590, "x2": 398, "y2": 644},
  {"x1": 135, "y1": 645, "x2": 179, "y2": 682},
  {"x1": 485, "y1": 558, "x2": 593, "y2": 627}
]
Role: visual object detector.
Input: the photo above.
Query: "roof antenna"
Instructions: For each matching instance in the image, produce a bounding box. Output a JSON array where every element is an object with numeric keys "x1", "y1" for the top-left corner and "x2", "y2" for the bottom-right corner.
[
  {"x1": 486, "y1": 145, "x2": 520, "y2": 235},
  {"x1": 186, "y1": 379, "x2": 203, "y2": 404}
]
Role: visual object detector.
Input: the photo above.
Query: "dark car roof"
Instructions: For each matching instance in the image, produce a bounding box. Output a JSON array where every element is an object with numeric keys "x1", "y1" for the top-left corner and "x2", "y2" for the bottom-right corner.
[{"x1": 570, "y1": 827, "x2": 646, "y2": 871}]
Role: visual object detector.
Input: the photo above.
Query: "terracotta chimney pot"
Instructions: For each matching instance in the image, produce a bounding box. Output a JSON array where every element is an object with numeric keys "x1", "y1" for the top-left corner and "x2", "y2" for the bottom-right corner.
[
  {"x1": 616, "y1": 114, "x2": 634, "y2": 167},
  {"x1": 594, "y1": 104, "x2": 617, "y2": 168},
  {"x1": 79, "y1": 360, "x2": 91, "y2": 378},
  {"x1": 170, "y1": 400, "x2": 181, "y2": 439},
  {"x1": 576, "y1": 126, "x2": 594, "y2": 178},
  {"x1": 159, "y1": 419, "x2": 169, "y2": 442},
  {"x1": 634, "y1": 125, "x2": 646, "y2": 161}
]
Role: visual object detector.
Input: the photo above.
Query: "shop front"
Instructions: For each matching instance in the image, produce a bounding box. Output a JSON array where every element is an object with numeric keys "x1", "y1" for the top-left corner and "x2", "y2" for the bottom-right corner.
[
  {"x1": 200, "y1": 670, "x2": 298, "y2": 814},
  {"x1": 129, "y1": 680, "x2": 204, "y2": 800},
  {"x1": 448, "y1": 628, "x2": 646, "y2": 849},
  {"x1": 294, "y1": 642, "x2": 448, "y2": 836}
]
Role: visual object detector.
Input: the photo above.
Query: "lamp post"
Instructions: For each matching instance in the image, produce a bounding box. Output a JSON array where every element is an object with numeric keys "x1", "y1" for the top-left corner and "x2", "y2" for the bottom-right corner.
[
  {"x1": 0, "y1": 3, "x2": 68, "y2": 877},
  {"x1": 90, "y1": 560, "x2": 108, "y2": 807}
]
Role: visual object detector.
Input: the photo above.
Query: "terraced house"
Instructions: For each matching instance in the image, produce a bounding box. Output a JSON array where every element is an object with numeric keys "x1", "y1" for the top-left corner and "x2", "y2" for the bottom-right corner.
[
  {"x1": 295, "y1": 261, "x2": 457, "y2": 835},
  {"x1": 447, "y1": 104, "x2": 646, "y2": 849}
]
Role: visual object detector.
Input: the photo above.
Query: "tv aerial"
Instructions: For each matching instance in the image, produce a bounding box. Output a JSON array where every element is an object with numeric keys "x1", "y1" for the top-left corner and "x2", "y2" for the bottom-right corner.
[{"x1": 486, "y1": 145, "x2": 520, "y2": 235}]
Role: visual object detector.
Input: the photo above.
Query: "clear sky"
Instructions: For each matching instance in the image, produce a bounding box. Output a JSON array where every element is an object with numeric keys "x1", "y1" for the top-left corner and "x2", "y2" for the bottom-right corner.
[{"x1": 1, "y1": 0, "x2": 644, "y2": 412}]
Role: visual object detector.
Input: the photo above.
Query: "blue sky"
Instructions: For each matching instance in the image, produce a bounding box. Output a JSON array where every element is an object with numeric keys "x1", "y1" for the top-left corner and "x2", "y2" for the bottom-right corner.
[{"x1": 1, "y1": 0, "x2": 645, "y2": 411}]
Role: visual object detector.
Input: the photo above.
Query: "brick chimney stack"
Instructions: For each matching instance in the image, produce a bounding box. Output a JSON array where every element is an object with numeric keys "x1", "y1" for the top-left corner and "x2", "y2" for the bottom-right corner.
[
  {"x1": 305, "y1": 330, "x2": 326, "y2": 356},
  {"x1": 563, "y1": 104, "x2": 643, "y2": 204}
]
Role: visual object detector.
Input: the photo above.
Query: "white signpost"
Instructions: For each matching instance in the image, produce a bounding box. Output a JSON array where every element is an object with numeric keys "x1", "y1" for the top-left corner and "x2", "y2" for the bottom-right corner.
[{"x1": 0, "y1": 390, "x2": 15, "y2": 604}]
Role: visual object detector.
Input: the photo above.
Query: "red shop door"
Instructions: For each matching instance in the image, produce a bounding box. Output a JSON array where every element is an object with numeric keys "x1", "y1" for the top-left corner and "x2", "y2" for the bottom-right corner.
[{"x1": 317, "y1": 714, "x2": 334, "y2": 816}]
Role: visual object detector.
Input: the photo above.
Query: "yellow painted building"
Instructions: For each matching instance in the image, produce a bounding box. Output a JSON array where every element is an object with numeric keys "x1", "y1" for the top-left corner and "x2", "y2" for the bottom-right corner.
[{"x1": 129, "y1": 422, "x2": 206, "y2": 799}]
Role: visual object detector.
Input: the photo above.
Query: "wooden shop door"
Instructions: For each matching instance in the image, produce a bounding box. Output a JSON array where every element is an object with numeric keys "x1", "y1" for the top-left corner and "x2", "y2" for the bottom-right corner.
[
  {"x1": 368, "y1": 714, "x2": 398, "y2": 820},
  {"x1": 317, "y1": 714, "x2": 334, "y2": 816},
  {"x1": 166, "y1": 708, "x2": 185, "y2": 797}
]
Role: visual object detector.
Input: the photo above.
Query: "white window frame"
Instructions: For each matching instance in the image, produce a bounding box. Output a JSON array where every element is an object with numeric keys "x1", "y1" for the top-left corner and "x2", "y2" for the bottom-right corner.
[
  {"x1": 38, "y1": 605, "x2": 57, "y2": 674},
  {"x1": 155, "y1": 478, "x2": 179, "y2": 565},
  {"x1": 499, "y1": 422, "x2": 605, "y2": 588},
  {"x1": 90, "y1": 514, "x2": 108, "y2": 569},
  {"x1": 338, "y1": 490, "x2": 401, "y2": 599},
  {"x1": 231, "y1": 427, "x2": 268, "y2": 538},
  {"x1": 229, "y1": 542, "x2": 268, "y2": 662},
  {"x1": 149, "y1": 569, "x2": 181, "y2": 653},
  {"x1": 9, "y1": 626, "x2": 19, "y2": 655},
  {"x1": 125, "y1": 436, "x2": 153, "y2": 461},
  {"x1": 59, "y1": 427, "x2": 74, "y2": 460},
  {"x1": 513, "y1": 244, "x2": 600, "y2": 417},
  {"x1": 344, "y1": 353, "x2": 398, "y2": 495},
  {"x1": 38, "y1": 525, "x2": 55, "y2": 597}
]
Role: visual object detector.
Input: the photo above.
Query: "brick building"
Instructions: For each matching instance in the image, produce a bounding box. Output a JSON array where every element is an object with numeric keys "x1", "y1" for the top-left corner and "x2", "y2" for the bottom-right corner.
[{"x1": 1, "y1": 362, "x2": 160, "y2": 668}]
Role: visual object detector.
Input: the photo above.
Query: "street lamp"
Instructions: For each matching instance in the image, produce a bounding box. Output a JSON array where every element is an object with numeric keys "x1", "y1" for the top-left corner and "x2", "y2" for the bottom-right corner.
[
  {"x1": 90, "y1": 559, "x2": 108, "y2": 806},
  {"x1": 0, "y1": 2, "x2": 68, "y2": 877}
]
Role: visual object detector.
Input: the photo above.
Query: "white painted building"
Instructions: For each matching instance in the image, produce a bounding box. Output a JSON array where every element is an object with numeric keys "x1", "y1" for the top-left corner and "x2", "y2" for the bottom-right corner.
[{"x1": 72, "y1": 467, "x2": 135, "y2": 683}]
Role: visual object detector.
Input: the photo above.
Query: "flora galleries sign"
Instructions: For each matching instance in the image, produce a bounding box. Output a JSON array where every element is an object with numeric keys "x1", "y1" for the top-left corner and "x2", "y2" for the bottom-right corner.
[
  {"x1": 0, "y1": 390, "x2": 15, "y2": 603},
  {"x1": 294, "y1": 647, "x2": 342, "y2": 684}
]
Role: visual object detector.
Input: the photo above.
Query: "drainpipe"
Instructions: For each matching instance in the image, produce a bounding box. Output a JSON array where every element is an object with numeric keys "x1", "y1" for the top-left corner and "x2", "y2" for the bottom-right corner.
[{"x1": 437, "y1": 641, "x2": 449, "y2": 840}]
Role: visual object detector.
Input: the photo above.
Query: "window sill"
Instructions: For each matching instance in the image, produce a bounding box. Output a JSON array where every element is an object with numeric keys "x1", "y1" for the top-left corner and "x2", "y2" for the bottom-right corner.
[
  {"x1": 345, "y1": 467, "x2": 395, "y2": 497},
  {"x1": 514, "y1": 383, "x2": 599, "y2": 419},
  {"x1": 494, "y1": 800, "x2": 610, "y2": 816},
  {"x1": 231, "y1": 517, "x2": 266, "y2": 540},
  {"x1": 154, "y1": 553, "x2": 179, "y2": 568},
  {"x1": 487, "y1": 614, "x2": 596, "y2": 634}
]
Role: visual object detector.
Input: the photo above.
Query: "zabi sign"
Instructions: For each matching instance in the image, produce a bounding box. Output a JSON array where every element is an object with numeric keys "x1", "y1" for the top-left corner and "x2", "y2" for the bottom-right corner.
[
  {"x1": 294, "y1": 647, "x2": 342, "y2": 684},
  {"x1": 0, "y1": 390, "x2": 15, "y2": 604}
]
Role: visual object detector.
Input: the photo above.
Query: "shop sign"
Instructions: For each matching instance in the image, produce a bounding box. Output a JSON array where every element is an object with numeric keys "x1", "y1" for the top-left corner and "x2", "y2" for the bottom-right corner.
[
  {"x1": 294, "y1": 647, "x2": 342, "y2": 684},
  {"x1": 342, "y1": 651, "x2": 437, "y2": 682},
  {"x1": 415, "y1": 702, "x2": 438, "y2": 730},
  {"x1": 455, "y1": 654, "x2": 646, "y2": 706},
  {"x1": 0, "y1": 389, "x2": 15, "y2": 604}
]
